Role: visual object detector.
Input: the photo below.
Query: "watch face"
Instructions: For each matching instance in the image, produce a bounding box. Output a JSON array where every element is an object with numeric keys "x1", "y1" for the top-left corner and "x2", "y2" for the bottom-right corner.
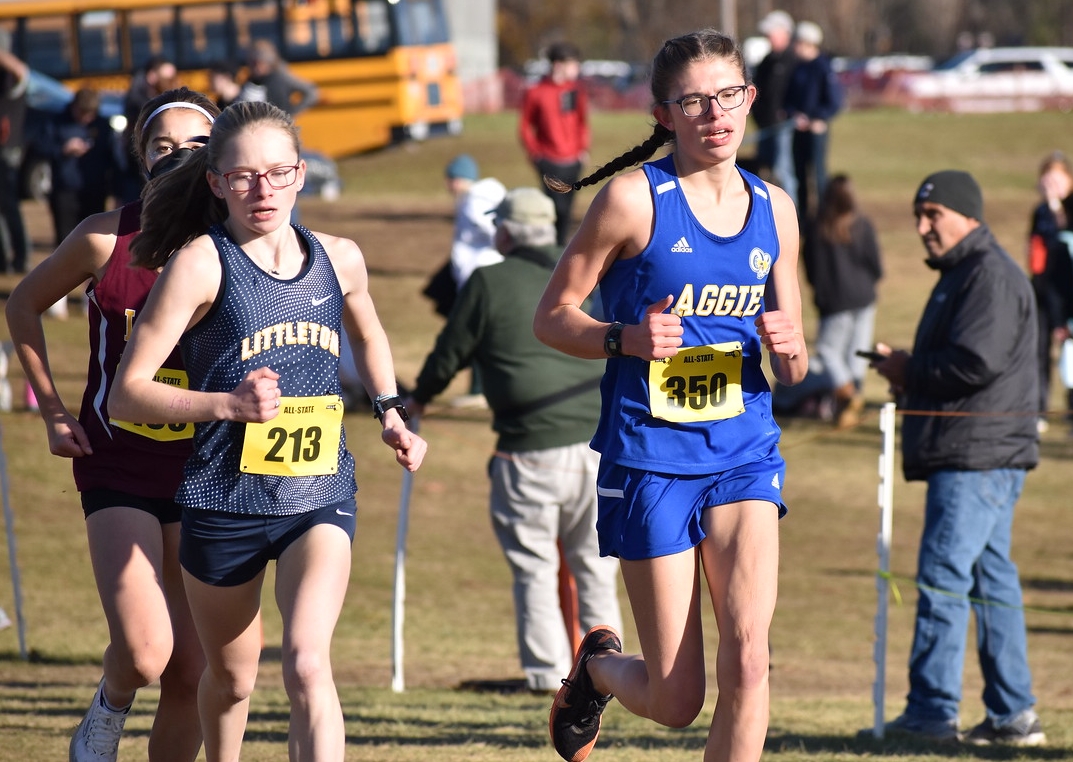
[{"x1": 605, "y1": 323, "x2": 625, "y2": 356}]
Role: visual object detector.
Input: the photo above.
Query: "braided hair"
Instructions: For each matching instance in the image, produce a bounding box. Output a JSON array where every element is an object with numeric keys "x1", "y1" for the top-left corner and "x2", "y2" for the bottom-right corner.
[{"x1": 545, "y1": 28, "x2": 748, "y2": 194}]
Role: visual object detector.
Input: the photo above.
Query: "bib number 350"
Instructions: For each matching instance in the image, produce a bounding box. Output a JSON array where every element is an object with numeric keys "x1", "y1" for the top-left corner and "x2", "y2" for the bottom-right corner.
[
  {"x1": 648, "y1": 342, "x2": 745, "y2": 423},
  {"x1": 240, "y1": 395, "x2": 344, "y2": 476}
]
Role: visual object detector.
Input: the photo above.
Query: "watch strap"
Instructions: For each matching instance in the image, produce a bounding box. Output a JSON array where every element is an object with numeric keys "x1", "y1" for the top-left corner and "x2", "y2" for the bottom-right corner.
[
  {"x1": 603, "y1": 322, "x2": 625, "y2": 357},
  {"x1": 372, "y1": 394, "x2": 410, "y2": 423}
]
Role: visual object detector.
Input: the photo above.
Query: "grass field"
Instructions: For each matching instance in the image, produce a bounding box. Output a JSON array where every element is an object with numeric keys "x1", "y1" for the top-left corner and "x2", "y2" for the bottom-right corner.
[{"x1": 1, "y1": 106, "x2": 1073, "y2": 761}]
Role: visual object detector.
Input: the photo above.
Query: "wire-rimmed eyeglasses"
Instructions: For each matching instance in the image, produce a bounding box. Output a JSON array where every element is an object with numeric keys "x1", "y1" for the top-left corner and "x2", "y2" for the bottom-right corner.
[
  {"x1": 661, "y1": 85, "x2": 750, "y2": 117},
  {"x1": 214, "y1": 164, "x2": 301, "y2": 192}
]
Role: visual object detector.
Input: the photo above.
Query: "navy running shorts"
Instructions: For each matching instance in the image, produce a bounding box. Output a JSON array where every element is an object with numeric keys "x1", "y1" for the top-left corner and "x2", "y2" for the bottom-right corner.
[
  {"x1": 82, "y1": 488, "x2": 183, "y2": 524},
  {"x1": 595, "y1": 450, "x2": 788, "y2": 560},
  {"x1": 179, "y1": 499, "x2": 357, "y2": 586}
]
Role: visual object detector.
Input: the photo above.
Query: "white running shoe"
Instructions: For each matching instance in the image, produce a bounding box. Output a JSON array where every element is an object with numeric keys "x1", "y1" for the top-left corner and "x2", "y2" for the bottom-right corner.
[{"x1": 69, "y1": 679, "x2": 128, "y2": 761}]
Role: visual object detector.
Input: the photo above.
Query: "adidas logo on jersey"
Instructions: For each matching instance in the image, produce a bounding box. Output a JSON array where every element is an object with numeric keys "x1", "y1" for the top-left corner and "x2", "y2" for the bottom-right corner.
[
  {"x1": 771, "y1": 473, "x2": 781, "y2": 489},
  {"x1": 671, "y1": 237, "x2": 693, "y2": 253}
]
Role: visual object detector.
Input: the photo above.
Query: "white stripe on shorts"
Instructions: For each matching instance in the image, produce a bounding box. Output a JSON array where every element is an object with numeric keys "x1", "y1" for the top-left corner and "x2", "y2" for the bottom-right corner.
[{"x1": 597, "y1": 486, "x2": 624, "y2": 498}]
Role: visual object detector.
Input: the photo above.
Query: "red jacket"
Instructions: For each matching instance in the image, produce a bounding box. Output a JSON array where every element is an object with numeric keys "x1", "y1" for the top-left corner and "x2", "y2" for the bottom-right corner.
[{"x1": 519, "y1": 76, "x2": 589, "y2": 164}]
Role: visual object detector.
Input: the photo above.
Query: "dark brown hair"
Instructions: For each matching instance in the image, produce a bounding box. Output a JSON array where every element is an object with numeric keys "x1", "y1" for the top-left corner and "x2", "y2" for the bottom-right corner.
[{"x1": 816, "y1": 174, "x2": 857, "y2": 245}]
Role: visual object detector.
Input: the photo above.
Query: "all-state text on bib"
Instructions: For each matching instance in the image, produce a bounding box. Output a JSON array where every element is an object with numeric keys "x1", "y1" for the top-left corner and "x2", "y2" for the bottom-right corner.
[{"x1": 648, "y1": 342, "x2": 745, "y2": 423}]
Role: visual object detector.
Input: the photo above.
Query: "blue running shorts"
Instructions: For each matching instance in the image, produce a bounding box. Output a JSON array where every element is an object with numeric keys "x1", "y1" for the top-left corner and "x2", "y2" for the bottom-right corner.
[
  {"x1": 180, "y1": 499, "x2": 357, "y2": 586},
  {"x1": 595, "y1": 450, "x2": 787, "y2": 560}
]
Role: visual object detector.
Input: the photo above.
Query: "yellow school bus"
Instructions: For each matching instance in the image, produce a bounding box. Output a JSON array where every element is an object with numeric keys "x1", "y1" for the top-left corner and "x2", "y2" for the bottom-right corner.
[{"x1": 0, "y1": 0, "x2": 464, "y2": 157}]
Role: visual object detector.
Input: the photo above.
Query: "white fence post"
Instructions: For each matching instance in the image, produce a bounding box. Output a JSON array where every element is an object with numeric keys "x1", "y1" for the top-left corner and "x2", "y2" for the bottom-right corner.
[{"x1": 872, "y1": 401, "x2": 897, "y2": 737}]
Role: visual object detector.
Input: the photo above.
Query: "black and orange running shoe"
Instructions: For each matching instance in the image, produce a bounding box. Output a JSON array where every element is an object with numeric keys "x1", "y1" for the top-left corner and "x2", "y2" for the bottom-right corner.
[{"x1": 549, "y1": 625, "x2": 622, "y2": 762}]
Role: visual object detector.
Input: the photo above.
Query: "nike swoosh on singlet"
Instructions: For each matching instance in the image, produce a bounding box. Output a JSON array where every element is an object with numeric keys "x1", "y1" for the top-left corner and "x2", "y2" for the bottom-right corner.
[{"x1": 311, "y1": 296, "x2": 332, "y2": 306}]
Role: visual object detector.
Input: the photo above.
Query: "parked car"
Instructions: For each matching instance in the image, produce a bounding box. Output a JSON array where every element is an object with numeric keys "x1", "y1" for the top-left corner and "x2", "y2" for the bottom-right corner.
[{"x1": 900, "y1": 46, "x2": 1073, "y2": 113}]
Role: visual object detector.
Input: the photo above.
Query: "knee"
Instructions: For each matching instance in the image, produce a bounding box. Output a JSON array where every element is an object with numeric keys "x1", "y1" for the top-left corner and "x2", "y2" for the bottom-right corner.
[
  {"x1": 120, "y1": 633, "x2": 175, "y2": 687},
  {"x1": 642, "y1": 666, "x2": 706, "y2": 728},
  {"x1": 282, "y1": 648, "x2": 332, "y2": 696},
  {"x1": 717, "y1": 637, "x2": 770, "y2": 694},
  {"x1": 205, "y1": 661, "x2": 258, "y2": 704},
  {"x1": 649, "y1": 686, "x2": 705, "y2": 728}
]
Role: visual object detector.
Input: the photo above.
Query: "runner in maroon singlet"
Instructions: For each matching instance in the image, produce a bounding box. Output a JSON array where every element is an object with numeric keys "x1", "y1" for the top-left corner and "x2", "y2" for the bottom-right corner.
[{"x1": 5, "y1": 88, "x2": 219, "y2": 762}]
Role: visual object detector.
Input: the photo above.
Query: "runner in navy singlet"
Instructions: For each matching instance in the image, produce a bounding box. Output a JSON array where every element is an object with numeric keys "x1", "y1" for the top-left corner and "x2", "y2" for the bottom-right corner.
[
  {"x1": 533, "y1": 29, "x2": 808, "y2": 762},
  {"x1": 109, "y1": 100, "x2": 426, "y2": 762},
  {"x1": 6, "y1": 88, "x2": 219, "y2": 762}
]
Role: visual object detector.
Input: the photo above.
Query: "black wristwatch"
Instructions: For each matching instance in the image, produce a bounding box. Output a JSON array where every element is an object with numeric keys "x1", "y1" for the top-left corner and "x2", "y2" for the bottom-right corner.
[
  {"x1": 372, "y1": 393, "x2": 410, "y2": 423},
  {"x1": 603, "y1": 322, "x2": 626, "y2": 357}
]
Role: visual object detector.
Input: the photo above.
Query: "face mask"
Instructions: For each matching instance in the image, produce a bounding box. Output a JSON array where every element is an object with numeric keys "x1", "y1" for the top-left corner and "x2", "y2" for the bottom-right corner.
[{"x1": 148, "y1": 146, "x2": 198, "y2": 180}]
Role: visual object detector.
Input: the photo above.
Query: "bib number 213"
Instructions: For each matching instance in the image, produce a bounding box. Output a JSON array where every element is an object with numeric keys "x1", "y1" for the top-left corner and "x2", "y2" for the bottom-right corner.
[{"x1": 240, "y1": 395, "x2": 344, "y2": 476}]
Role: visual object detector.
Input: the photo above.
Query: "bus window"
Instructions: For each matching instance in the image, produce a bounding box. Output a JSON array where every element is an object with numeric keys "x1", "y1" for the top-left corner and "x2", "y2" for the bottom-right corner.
[
  {"x1": 325, "y1": 3, "x2": 357, "y2": 56},
  {"x1": 129, "y1": 7, "x2": 179, "y2": 69},
  {"x1": 283, "y1": 0, "x2": 321, "y2": 58},
  {"x1": 395, "y1": 0, "x2": 449, "y2": 46},
  {"x1": 178, "y1": 3, "x2": 233, "y2": 68},
  {"x1": 233, "y1": 0, "x2": 280, "y2": 53},
  {"x1": 284, "y1": 0, "x2": 359, "y2": 59},
  {"x1": 22, "y1": 16, "x2": 73, "y2": 78},
  {"x1": 355, "y1": 0, "x2": 390, "y2": 55},
  {"x1": 79, "y1": 12, "x2": 122, "y2": 75}
]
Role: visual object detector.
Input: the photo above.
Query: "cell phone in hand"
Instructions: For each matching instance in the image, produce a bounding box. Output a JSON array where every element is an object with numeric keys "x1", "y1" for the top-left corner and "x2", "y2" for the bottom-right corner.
[{"x1": 855, "y1": 349, "x2": 885, "y2": 363}]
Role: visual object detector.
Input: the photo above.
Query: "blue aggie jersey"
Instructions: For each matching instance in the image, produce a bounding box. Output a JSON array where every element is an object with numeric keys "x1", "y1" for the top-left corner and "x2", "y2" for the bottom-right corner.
[
  {"x1": 594, "y1": 156, "x2": 782, "y2": 474},
  {"x1": 177, "y1": 224, "x2": 357, "y2": 516}
]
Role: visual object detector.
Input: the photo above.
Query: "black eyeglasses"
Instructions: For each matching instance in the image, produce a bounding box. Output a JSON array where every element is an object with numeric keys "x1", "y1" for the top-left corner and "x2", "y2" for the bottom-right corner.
[
  {"x1": 662, "y1": 85, "x2": 749, "y2": 117},
  {"x1": 215, "y1": 164, "x2": 301, "y2": 192}
]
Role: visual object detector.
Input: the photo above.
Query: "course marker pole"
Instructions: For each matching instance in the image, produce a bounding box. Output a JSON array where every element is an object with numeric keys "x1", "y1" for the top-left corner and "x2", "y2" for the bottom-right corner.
[
  {"x1": 0, "y1": 421, "x2": 28, "y2": 659},
  {"x1": 391, "y1": 416, "x2": 418, "y2": 693},
  {"x1": 872, "y1": 401, "x2": 897, "y2": 737}
]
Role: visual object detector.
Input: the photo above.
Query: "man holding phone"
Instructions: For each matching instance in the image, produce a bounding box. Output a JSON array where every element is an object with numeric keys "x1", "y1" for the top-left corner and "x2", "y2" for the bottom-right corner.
[{"x1": 866, "y1": 170, "x2": 1044, "y2": 746}]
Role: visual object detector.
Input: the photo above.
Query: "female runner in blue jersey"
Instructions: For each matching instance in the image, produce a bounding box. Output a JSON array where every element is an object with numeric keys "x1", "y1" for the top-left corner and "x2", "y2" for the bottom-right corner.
[
  {"x1": 535, "y1": 28, "x2": 807, "y2": 762},
  {"x1": 109, "y1": 100, "x2": 426, "y2": 762}
]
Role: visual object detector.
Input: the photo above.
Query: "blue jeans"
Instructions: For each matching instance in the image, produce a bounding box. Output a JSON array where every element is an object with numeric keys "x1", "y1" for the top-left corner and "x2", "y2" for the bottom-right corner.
[
  {"x1": 815, "y1": 305, "x2": 876, "y2": 390},
  {"x1": 756, "y1": 121, "x2": 797, "y2": 209},
  {"x1": 793, "y1": 128, "x2": 828, "y2": 222},
  {"x1": 772, "y1": 121, "x2": 797, "y2": 209},
  {"x1": 906, "y1": 469, "x2": 1036, "y2": 724}
]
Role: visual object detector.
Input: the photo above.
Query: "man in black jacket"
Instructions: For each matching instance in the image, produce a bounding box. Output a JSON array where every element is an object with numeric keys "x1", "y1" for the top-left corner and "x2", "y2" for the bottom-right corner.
[{"x1": 869, "y1": 170, "x2": 1044, "y2": 746}]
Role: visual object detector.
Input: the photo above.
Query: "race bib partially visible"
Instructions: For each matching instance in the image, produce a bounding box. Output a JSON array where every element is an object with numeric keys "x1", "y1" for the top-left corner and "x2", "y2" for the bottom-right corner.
[
  {"x1": 240, "y1": 395, "x2": 344, "y2": 476},
  {"x1": 648, "y1": 342, "x2": 745, "y2": 423},
  {"x1": 111, "y1": 367, "x2": 194, "y2": 441}
]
